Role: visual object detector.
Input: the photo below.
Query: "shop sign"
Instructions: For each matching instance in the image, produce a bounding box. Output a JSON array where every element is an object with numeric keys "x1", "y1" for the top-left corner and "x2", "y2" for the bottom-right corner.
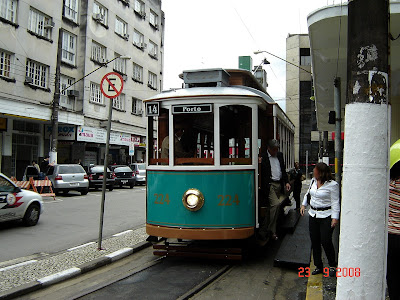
[
  {"x1": 131, "y1": 135, "x2": 141, "y2": 146},
  {"x1": 77, "y1": 126, "x2": 106, "y2": 143},
  {"x1": 46, "y1": 125, "x2": 76, "y2": 140},
  {"x1": 110, "y1": 132, "x2": 131, "y2": 146}
]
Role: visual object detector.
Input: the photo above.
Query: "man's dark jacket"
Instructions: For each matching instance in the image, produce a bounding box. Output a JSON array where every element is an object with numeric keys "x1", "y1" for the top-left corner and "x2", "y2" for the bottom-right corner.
[{"x1": 261, "y1": 151, "x2": 289, "y2": 195}]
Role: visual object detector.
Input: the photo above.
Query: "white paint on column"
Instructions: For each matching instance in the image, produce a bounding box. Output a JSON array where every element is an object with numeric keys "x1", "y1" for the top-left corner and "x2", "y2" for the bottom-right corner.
[{"x1": 336, "y1": 103, "x2": 389, "y2": 300}]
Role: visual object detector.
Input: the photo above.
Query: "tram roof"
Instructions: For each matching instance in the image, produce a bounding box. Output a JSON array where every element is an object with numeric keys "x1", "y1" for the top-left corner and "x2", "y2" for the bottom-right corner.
[{"x1": 144, "y1": 85, "x2": 276, "y2": 105}]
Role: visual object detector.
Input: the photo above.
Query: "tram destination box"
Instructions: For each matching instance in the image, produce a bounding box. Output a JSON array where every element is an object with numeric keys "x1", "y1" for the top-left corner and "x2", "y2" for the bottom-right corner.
[{"x1": 173, "y1": 104, "x2": 213, "y2": 114}]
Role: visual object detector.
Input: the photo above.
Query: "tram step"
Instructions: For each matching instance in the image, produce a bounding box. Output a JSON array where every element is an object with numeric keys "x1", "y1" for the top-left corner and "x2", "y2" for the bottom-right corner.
[
  {"x1": 154, "y1": 250, "x2": 242, "y2": 260},
  {"x1": 274, "y1": 213, "x2": 311, "y2": 269},
  {"x1": 281, "y1": 209, "x2": 301, "y2": 233}
]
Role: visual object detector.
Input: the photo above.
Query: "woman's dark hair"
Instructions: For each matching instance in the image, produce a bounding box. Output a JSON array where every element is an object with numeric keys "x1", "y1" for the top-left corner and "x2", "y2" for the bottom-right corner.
[
  {"x1": 315, "y1": 162, "x2": 333, "y2": 183},
  {"x1": 391, "y1": 162, "x2": 400, "y2": 180}
]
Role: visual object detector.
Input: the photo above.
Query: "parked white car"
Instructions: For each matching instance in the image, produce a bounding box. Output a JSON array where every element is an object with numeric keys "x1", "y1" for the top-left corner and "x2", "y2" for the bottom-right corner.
[{"x1": 0, "y1": 173, "x2": 44, "y2": 226}]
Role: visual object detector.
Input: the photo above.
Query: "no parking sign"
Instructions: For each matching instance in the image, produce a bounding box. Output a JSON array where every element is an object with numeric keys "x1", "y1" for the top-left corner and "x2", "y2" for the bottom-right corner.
[{"x1": 100, "y1": 72, "x2": 124, "y2": 99}]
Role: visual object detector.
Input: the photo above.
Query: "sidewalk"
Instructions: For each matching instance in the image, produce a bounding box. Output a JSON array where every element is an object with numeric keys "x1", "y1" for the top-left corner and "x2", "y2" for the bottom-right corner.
[{"x1": 0, "y1": 226, "x2": 149, "y2": 299}]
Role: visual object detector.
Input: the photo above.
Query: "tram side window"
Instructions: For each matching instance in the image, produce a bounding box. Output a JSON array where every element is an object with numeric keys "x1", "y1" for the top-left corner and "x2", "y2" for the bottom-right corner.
[
  {"x1": 172, "y1": 112, "x2": 214, "y2": 165},
  {"x1": 220, "y1": 105, "x2": 252, "y2": 165},
  {"x1": 149, "y1": 108, "x2": 169, "y2": 165}
]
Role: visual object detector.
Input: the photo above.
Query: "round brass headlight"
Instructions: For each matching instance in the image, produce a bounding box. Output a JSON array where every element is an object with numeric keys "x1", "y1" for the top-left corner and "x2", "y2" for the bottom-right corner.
[{"x1": 182, "y1": 188, "x2": 204, "y2": 211}]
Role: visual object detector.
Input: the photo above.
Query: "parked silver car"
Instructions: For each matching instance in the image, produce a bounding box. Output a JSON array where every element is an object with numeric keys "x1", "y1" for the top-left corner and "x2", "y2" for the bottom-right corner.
[
  {"x1": 47, "y1": 164, "x2": 89, "y2": 195},
  {"x1": 0, "y1": 173, "x2": 44, "y2": 226},
  {"x1": 129, "y1": 163, "x2": 146, "y2": 185}
]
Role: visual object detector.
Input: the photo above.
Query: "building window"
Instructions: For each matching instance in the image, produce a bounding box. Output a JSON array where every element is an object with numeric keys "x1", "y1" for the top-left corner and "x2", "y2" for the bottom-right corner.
[
  {"x1": 149, "y1": 10, "x2": 158, "y2": 28},
  {"x1": 148, "y1": 71, "x2": 157, "y2": 90},
  {"x1": 91, "y1": 41, "x2": 106, "y2": 63},
  {"x1": 300, "y1": 48, "x2": 311, "y2": 66},
  {"x1": 61, "y1": 30, "x2": 76, "y2": 65},
  {"x1": 132, "y1": 97, "x2": 142, "y2": 115},
  {"x1": 148, "y1": 40, "x2": 158, "y2": 59},
  {"x1": 113, "y1": 93, "x2": 125, "y2": 110},
  {"x1": 132, "y1": 62, "x2": 143, "y2": 83},
  {"x1": 93, "y1": 1, "x2": 107, "y2": 26},
  {"x1": 60, "y1": 75, "x2": 74, "y2": 110},
  {"x1": 0, "y1": 49, "x2": 12, "y2": 78},
  {"x1": 114, "y1": 53, "x2": 126, "y2": 74},
  {"x1": 133, "y1": 30, "x2": 144, "y2": 48},
  {"x1": 63, "y1": 0, "x2": 78, "y2": 23},
  {"x1": 90, "y1": 82, "x2": 103, "y2": 104},
  {"x1": 28, "y1": 8, "x2": 53, "y2": 39},
  {"x1": 0, "y1": 0, "x2": 17, "y2": 23},
  {"x1": 115, "y1": 16, "x2": 127, "y2": 38},
  {"x1": 134, "y1": 0, "x2": 145, "y2": 17},
  {"x1": 25, "y1": 59, "x2": 48, "y2": 88}
]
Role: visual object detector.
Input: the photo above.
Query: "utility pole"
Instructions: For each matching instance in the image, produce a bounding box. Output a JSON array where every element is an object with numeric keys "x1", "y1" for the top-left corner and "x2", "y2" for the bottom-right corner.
[
  {"x1": 322, "y1": 130, "x2": 329, "y2": 166},
  {"x1": 336, "y1": 0, "x2": 389, "y2": 299},
  {"x1": 50, "y1": 28, "x2": 62, "y2": 165},
  {"x1": 334, "y1": 77, "x2": 342, "y2": 187}
]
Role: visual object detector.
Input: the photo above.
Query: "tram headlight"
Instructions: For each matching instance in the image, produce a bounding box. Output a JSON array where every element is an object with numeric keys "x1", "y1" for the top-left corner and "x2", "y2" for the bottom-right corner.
[{"x1": 182, "y1": 189, "x2": 204, "y2": 212}]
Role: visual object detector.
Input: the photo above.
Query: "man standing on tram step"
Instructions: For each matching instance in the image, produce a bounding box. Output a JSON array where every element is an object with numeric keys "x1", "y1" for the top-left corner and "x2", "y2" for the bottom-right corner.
[{"x1": 258, "y1": 139, "x2": 291, "y2": 242}]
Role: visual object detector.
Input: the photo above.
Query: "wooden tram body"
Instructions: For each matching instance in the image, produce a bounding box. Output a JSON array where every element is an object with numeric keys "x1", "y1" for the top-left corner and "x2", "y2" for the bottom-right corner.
[{"x1": 145, "y1": 68, "x2": 294, "y2": 242}]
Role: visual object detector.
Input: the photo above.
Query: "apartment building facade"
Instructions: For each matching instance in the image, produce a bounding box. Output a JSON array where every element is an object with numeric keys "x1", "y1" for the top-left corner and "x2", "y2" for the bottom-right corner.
[
  {"x1": 0, "y1": 0, "x2": 164, "y2": 179},
  {"x1": 286, "y1": 34, "x2": 328, "y2": 173}
]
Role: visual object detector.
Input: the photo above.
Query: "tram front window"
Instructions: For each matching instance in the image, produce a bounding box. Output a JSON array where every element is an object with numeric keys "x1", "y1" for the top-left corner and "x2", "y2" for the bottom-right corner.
[
  {"x1": 220, "y1": 105, "x2": 252, "y2": 165},
  {"x1": 173, "y1": 112, "x2": 214, "y2": 165}
]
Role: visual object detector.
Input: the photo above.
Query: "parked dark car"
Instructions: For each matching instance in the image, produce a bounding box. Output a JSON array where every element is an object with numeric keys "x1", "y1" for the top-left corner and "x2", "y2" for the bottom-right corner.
[
  {"x1": 110, "y1": 166, "x2": 135, "y2": 188},
  {"x1": 129, "y1": 163, "x2": 146, "y2": 185},
  {"x1": 84, "y1": 165, "x2": 115, "y2": 191}
]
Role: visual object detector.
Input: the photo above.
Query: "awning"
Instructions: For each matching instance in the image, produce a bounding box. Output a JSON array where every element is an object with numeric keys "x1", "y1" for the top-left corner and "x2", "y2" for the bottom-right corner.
[{"x1": 307, "y1": 2, "x2": 400, "y2": 132}]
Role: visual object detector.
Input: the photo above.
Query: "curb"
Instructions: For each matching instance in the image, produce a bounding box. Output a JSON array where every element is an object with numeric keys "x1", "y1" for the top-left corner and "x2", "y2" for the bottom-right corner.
[{"x1": 0, "y1": 241, "x2": 151, "y2": 300}]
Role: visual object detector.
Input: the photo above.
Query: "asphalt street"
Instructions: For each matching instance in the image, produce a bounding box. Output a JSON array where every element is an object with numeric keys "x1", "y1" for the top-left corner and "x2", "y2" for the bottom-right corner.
[{"x1": 0, "y1": 186, "x2": 146, "y2": 263}]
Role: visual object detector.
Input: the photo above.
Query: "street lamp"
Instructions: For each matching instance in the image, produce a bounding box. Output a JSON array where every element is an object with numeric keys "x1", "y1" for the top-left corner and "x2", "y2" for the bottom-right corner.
[
  {"x1": 253, "y1": 58, "x2": 270, "y2": 75},
  {"x1": 254, "y1": 50, "x2": 312, "y2": 74}
]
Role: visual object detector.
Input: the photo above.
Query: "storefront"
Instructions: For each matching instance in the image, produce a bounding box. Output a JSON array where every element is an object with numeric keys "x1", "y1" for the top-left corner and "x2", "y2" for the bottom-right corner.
[{"x1": 76, "y1": 126, "x2": 140, "y2": 166}]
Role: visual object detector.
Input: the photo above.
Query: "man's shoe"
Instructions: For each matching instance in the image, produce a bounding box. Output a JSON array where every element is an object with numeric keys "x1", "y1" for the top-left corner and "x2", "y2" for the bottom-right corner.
[
  {"x1": 312, "y1": 268, "x2": 323, "y2": 275},
  {"x1": 329, "y1": 267, "x2": 337, "y2": 277}
]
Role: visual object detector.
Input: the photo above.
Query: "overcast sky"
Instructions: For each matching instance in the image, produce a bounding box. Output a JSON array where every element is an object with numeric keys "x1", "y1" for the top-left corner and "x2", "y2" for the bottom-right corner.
[{"x1": 161, "y1": 0, "x2": 335, "y2": 111}]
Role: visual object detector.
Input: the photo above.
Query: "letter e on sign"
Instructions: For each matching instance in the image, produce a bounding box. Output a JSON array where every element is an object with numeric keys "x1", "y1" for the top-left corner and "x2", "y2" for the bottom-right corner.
[
  {"x1": 146, "y1": 102, "x2": 159, "y2": 117},
  {"x1": 100, "y1": 72, "x2": 124, "y2": 99}
]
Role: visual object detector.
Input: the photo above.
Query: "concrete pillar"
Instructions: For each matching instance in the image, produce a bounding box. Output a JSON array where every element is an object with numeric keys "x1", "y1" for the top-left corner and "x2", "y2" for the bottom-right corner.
[{"x1": 336, "y1": 0, "x2": 389, "y2": 299}]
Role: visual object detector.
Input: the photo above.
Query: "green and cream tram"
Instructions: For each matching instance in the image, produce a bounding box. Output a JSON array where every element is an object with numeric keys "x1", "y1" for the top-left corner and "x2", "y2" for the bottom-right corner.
[{"x1": 145, "y1": 68, "x2": 294, "y2": 245}]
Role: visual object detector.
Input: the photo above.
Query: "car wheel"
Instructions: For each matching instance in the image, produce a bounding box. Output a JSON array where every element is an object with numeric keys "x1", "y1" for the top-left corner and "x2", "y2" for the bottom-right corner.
[
  {"x1": 108, "y1": 186, "x2": 114, "y2": 191},
  {"x1": 81, "y1": 188, "x2": 89, "y2": 195},
  {"x1": 54, "y1": 189, "x2": 61, "y2": 196},
  {"x1": 23, "y1": 203, "x2": 40, "y2": 226},
  {"x1": 129, "y1": 183, "x2": 134, "y2": 189},
  {"x1": 119, "y1": 184, "x2": 123, "y2": 189}
]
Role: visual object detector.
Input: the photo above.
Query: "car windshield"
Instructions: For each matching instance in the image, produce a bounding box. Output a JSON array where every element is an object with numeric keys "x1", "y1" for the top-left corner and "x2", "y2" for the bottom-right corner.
[
  {"x1": 91, "y1": 166, "x2": 111, "y2": 173},
  {"x1": 137, "y1": 164, "x2": 146, "y2": 170},
  {"x1": 114, "y1": 167, "x2": 132, "y2": 173},
  {"x1": 58, "y1": 165, "x2": 85, "y2": 174},
  {"x1": 0, "y1": 176, "x2": 15, "y2": 193}
]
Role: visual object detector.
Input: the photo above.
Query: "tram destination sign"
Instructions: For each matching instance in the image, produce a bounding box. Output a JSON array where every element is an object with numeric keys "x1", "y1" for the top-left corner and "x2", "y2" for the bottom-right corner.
[{"x1": 172, "y1": 104, "x2": 213, "y2": 114}]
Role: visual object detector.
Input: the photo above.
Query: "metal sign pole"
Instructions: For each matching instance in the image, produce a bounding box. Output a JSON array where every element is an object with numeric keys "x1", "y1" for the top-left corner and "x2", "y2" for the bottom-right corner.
[
  {"x1": 97, "y1": 72, "x2": 123, "y2": 250},
  {"x1": 98, "y1": 100, "x2": 113, "y2": 250}
]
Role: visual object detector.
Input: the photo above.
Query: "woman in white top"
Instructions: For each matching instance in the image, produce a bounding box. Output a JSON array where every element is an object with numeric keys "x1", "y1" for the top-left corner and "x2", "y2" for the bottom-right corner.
[{"x1": 300, "y1": 162, "x2": 340, "y2": 276}]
